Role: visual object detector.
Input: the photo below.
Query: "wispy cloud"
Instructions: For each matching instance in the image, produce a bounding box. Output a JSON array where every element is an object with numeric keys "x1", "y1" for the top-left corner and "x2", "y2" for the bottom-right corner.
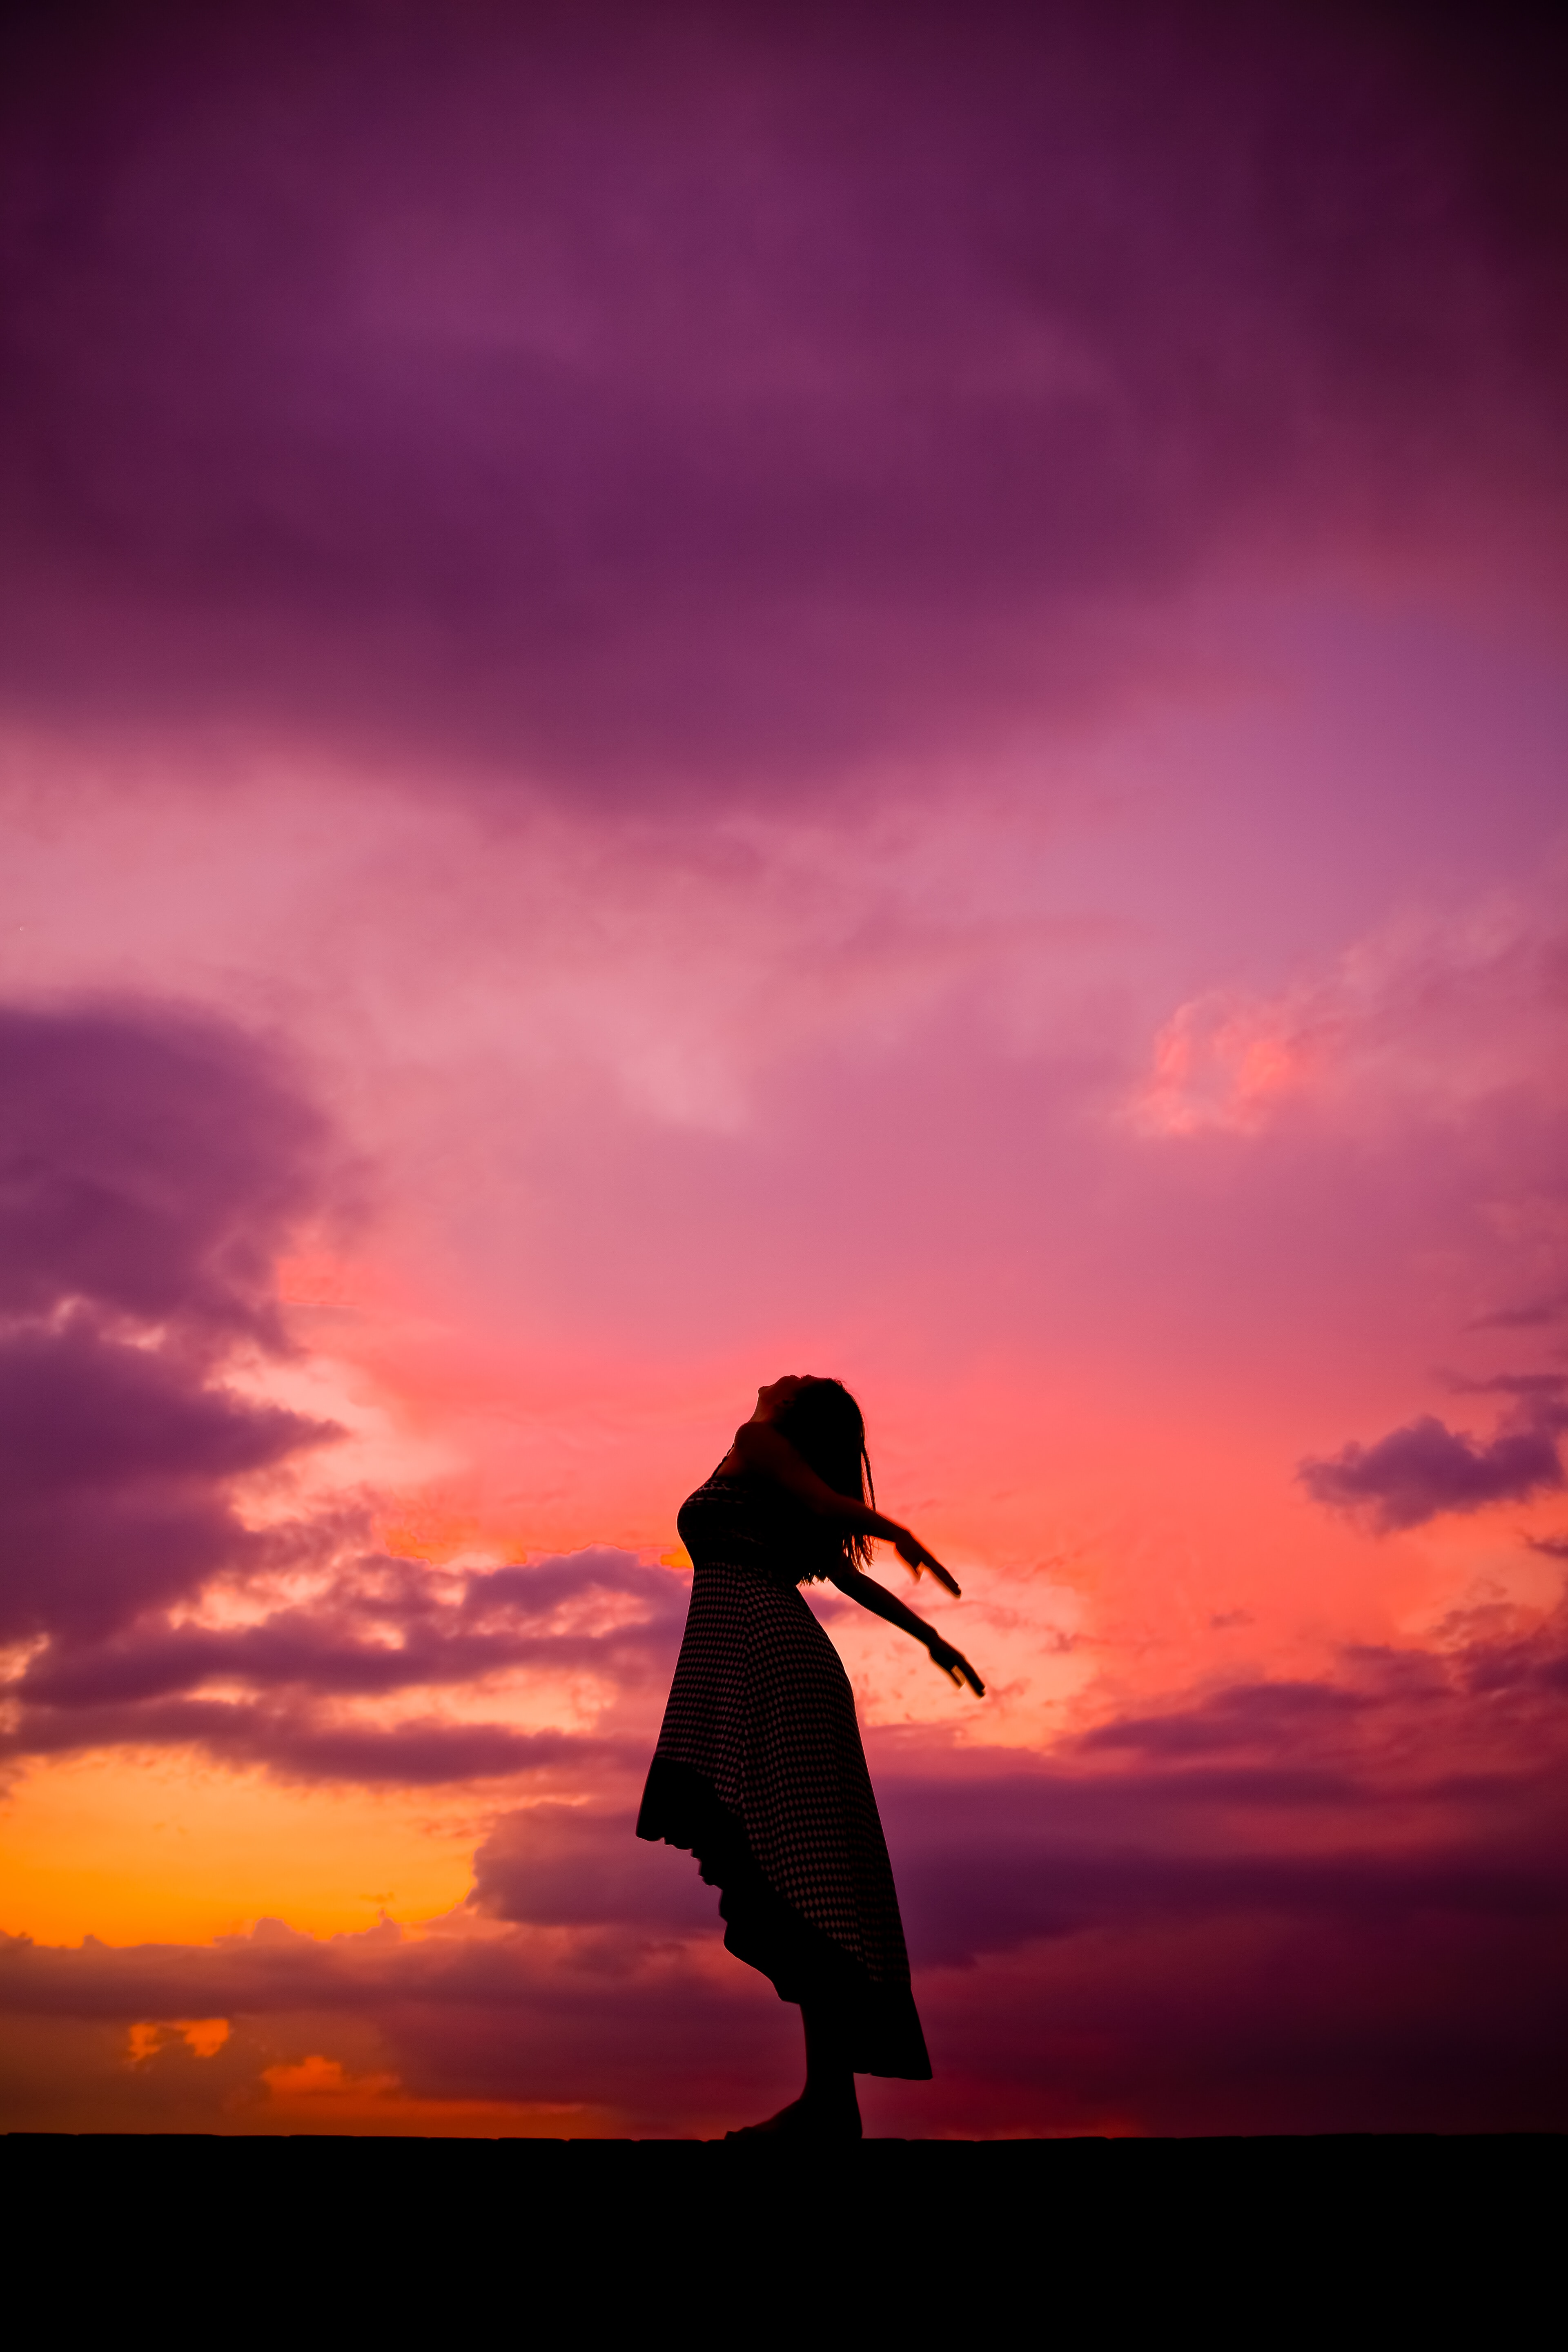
[
  {"x1": 1131, "y1": 904, "x2": 1568, "y2": 1139},
  {"x1": 6, "y1": 1546, "x2": 688, "y2": 1784}
]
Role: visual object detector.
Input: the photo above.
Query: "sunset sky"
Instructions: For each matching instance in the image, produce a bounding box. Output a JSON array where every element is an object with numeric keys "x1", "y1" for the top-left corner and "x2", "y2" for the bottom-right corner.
[{"x1": 2, "y1": 0, "x2": 1565, "y2": 2137}]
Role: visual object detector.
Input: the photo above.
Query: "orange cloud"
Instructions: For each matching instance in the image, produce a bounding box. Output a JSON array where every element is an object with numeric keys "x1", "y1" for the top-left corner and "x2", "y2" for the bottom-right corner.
[
  {"x1": 255, "y1": 2052, "x2": 588, "y2": 2135},
  {"x1": 127, "y1": 2017, "x2": 230, "y2": 2065}
]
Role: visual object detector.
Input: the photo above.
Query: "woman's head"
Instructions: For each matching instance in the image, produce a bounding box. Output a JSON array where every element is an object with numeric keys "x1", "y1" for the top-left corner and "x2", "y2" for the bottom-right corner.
[{"x1": 771, "y1": 1375, "x2": 875, "y2": 1572}]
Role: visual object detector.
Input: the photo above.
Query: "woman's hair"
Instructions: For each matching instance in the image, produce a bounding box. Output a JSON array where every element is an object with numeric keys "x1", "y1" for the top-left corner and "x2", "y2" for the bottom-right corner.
[{"x1": 773, "y1": 1377, "x2": 876, "y2": 1575}]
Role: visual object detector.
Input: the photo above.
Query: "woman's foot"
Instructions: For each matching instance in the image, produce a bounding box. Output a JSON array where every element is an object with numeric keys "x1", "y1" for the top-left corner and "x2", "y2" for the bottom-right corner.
[{"x1": 724, "y1": 2092, "x2": 863, "y2": 2141}]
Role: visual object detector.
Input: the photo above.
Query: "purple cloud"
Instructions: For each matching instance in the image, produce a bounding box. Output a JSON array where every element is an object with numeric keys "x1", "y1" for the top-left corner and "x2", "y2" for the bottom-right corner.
[
  {"x1": 0, "y1": 1003, "x2": 330, "y2": 1347},
  {"x1": 1299, "y1": 1406, "x2": 1566, "y2": 1532},
  {"x1": 471, "y1": 1802, "x2": 717, "y2": 1933},
  {"x1": 4, "y1": 1547, "x2": 689, "y2": 1784},
  {"x1": 1, "y1": 2, "x2": 1563, "y2": 790},
  {"x1": 16, "y1": 1549, "x2": 688, "y2": 1712},
  {"x1": 1467, "y1": 1291, "x2": 1568, "y2": 1331},
  {"x1": 0, "y1": 1318, "x2": 330, "y2": 1644},
  {"x1": 0, "y1": 1001, "x2": 340, "y2": 1648}
]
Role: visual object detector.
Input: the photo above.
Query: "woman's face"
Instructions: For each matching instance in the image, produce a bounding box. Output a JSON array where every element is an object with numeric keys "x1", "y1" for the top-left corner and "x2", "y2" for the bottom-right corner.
[{"x1": 756, "y1": 1374, "x2": 810, "y2": 1417}]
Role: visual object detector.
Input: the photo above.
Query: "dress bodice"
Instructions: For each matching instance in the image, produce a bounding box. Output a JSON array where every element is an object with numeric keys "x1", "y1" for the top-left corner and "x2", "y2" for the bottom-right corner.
[{"x1": 677, "y1": 1466, "x2": 830, "y2": 1586}]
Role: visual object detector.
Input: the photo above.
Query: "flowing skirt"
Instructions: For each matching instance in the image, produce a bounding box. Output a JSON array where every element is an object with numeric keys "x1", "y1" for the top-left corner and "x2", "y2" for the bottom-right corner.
[{"x1": 637, "y1": 1560, "x2": 930, "y2": 2078}]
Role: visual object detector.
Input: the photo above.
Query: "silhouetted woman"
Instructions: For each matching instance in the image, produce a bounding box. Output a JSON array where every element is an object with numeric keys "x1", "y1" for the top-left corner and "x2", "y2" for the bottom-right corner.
[{"x1": 637, "y1": 1374, "x2": 984, "y2": 2139}]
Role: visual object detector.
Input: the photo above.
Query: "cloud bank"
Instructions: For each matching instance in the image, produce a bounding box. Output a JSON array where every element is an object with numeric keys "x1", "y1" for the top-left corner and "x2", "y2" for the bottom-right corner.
[
  {"x1": 5, "y1": 1542, "x2": 688, "y2": 1785},
  {"x1": 4, "y1": 1590, "x2": 1564, "y2": 2134},
  {"x1": 2, "y1": 0, "x2": 1564, "y2": 789}
]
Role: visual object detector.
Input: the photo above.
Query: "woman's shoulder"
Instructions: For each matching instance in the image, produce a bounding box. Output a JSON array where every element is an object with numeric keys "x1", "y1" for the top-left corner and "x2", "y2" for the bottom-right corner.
[
  {"x1": 728, "y1": 1420, "x2": 804, "y2": 1470},
  {"x1": 686, "y1": 1443, "x2": 757, "y2": 1493},
  {"x1": 709, "y1": 1434, "x2": 751, "y2": 1480},
  {"x1": 719, "y1": 1421, "x2": 790, "y2": 1476}
]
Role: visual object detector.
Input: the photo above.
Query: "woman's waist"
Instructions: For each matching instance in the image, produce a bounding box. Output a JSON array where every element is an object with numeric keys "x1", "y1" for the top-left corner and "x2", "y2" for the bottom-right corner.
[{"x1": 687, "y1": 1551, "x2": 810, "y2": 1590}]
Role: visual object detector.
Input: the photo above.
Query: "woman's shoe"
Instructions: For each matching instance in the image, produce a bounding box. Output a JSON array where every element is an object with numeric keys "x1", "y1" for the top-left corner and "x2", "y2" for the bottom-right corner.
[{"x1": 724, "y1": 2094, "x2": 862, "y2": 2141}]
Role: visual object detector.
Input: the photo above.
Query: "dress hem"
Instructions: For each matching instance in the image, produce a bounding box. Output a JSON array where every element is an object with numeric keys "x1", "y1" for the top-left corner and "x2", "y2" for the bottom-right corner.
[{"x1": 637, "y1": 1754, "x2": 932, "y2": 2081}]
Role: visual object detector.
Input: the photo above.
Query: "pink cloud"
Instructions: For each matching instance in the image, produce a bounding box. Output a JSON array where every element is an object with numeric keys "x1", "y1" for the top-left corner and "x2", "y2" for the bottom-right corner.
[{"x1": 1130, "y1": 905, "x2": 1568, "y2": 1138}]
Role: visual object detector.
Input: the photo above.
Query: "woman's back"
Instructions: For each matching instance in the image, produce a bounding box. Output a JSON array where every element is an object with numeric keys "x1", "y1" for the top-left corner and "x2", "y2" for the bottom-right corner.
[{"x1": 677, "y1": 1464, "x2": 826, "y2": 1585}]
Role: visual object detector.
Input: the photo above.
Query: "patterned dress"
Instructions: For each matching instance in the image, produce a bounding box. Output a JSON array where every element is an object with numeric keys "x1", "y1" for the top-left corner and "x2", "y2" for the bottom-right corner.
[{"x1": 637, "y1": 1465, "x2": 931, "y2": 2078}]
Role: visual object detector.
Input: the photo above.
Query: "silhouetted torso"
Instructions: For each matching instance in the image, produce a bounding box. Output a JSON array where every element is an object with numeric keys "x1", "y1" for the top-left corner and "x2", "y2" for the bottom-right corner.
[{"x1": 677, "y1": 1466, "x2": 825, "y2": 1587}]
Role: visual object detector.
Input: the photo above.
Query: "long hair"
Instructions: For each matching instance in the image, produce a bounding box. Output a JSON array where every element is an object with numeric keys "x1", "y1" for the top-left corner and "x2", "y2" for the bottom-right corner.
[{"x1": 773, "y1": 1377, "x2": 875, "y2": 1575}]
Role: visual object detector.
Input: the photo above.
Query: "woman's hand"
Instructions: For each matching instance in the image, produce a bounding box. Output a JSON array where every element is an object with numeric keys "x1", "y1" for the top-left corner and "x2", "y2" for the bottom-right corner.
[
  {"x1": 927, "y1": 1636, "x2": 985, "y2": 1697},
  {"x1": 893, "y1": 1528, "x2": 962, "y2": 1597}
]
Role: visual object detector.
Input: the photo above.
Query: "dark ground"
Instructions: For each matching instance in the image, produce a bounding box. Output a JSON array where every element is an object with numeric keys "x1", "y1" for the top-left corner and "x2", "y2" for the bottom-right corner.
[{"x1": 6, "y1": 2134, "x2": 1559, "y2": 2325}]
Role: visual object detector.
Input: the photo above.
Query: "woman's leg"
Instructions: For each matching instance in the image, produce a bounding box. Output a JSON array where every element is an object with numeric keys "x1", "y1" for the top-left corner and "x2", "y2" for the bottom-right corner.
[
  {"x1": 724, "y1": 2001, "x2": 863, "y2": 2138},
  {"x1": 801, "y1": 2002, "x2": 862, "y2": 2132}
]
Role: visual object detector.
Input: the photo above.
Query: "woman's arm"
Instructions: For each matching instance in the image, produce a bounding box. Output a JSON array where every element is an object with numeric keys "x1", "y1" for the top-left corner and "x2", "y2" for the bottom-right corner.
[
  {"x1": 825, "y1": 1563, "x2": 986, "y2": 1698},
  {"x1": 730, "y1": 1421, "x2": 963, "y2": 1595},
  {"x1": 726, "y1": 1423, "x2": 984, "y2": 1695}
]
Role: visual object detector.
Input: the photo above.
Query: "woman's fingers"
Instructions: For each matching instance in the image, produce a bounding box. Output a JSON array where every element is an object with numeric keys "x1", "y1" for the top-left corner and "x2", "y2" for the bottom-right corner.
[
  {"x1": 895, "y1": 1531, "x2": 961, "y2": 1597},
  {"x1": 930, "y1": 1640, "x2": 984, "y2": 1695},
  {"x1": 907, "y1": 1541, "x2": 961, "y2": 1597},
  {"x1": 944, "y1": 1648, "x2": 984, "y2": 1695}
]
